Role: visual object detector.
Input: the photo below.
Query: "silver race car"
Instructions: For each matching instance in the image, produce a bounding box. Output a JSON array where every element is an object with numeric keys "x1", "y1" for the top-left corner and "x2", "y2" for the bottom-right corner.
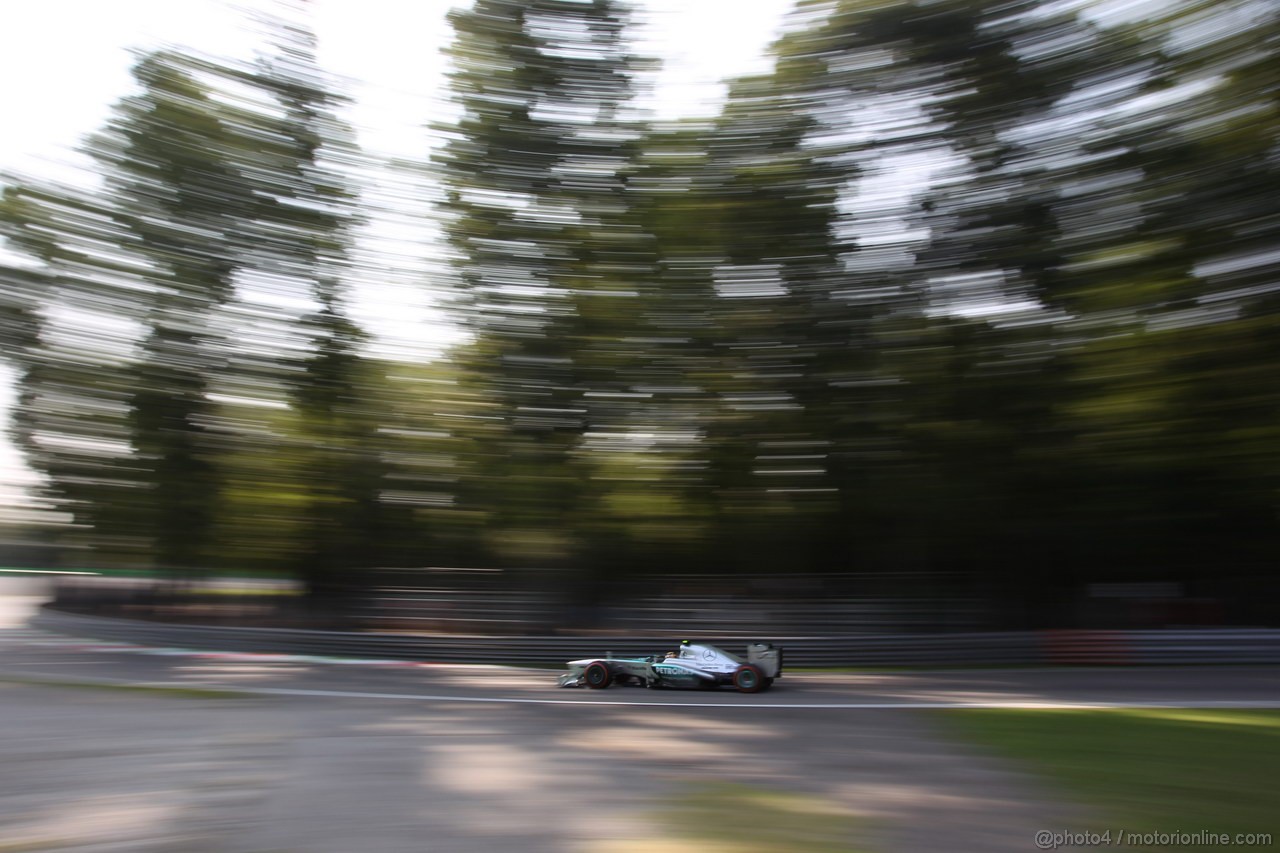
[{"x1": 558, "y1": 640, "x2": 783, "y2": 693}]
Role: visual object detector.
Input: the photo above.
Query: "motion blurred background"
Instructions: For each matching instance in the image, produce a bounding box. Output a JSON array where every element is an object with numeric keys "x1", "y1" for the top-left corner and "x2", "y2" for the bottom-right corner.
[{"x1": 2, "y1": 0, "x2": 1277, "y2": 634}]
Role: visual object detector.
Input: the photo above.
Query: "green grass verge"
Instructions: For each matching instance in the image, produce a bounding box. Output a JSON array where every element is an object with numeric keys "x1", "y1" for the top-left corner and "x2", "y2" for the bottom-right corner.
[
  {"x1": 944, "y1": 709, "x2": 1279, "y2": 851},
  {"x1": 0, "y1": 675, "x2": 250, "y2": 699},
  {"x1": 655, "y1": 782, "x2": 869, "y2": 853},
  {"x1": 189, "y1": 586, "x2": 301, "y2": 596},
  {"x1": 0, "y1": 841, "x2": 73, "y2": 853}
]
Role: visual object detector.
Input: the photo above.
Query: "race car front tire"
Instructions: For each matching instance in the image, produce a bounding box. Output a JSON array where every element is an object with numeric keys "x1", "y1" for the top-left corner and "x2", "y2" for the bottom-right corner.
[
  {"x1": 733, "y1": 664, "x2": 766, "y2": 693},
  {"x1": 584, "y1": 662, "x2": 612, "y2": 689}
]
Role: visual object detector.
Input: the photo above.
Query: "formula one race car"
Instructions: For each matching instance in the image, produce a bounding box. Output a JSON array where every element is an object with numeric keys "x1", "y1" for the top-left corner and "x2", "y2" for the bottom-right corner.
[{"x1": 557, "y1": 640, "x2": 783, "y2": 693}]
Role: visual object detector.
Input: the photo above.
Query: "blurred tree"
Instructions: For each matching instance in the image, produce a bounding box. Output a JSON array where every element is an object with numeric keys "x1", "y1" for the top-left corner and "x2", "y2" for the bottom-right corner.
[
  {"x1": 232, "y1": 9, "x2": 389, "y2": 606},
  {"x1": 434, "y1": 0, "x2": 653, "y2": 606},
  {"x1": 1, "y1": 141, "x2": 227, "y2": 569},
  {"x1": 783, "y1": 0, "x2": 1280, "y2": 619},
  {"x1": 812, "y1": 0, "x2": 1123, "y2": 608},
  {"x1": 1049, "y1": 0, "x2": 1280, "y2": 600},
  {"x1": 623, "y1": 72, "x2": 853, "y2": 578},
  {"x1": 0, "y1": 184, "x2": 53, "y2": 465},
  {"x1": 59, "y1": 50, "x2": 275, "y2": 574},
  {"x1": 2, "y1": 30, "x2": 386, "y2": 596}
]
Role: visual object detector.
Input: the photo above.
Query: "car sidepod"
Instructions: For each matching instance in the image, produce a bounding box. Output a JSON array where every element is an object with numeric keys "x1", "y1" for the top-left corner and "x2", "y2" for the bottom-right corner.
[{"x1": 649, "y1": 659, "x2": 718, "y2": 689}]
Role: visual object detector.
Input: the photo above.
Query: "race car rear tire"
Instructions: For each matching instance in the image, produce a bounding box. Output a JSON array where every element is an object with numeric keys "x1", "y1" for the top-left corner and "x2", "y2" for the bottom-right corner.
[
  {"x1": 584, "y1": 662, "x2": 612, "y2": 689},
  {"x1": 733, "y1": 664, "x2": 766, "y2": 693}
]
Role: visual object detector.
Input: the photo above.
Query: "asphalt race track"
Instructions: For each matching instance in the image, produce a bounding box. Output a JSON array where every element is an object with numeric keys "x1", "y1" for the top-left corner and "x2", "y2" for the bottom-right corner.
[
  {"x1": 2, "y1": 587, "x2": 1278, "y2": 853},
  {"x1": 4, "y1": 628, "x2": 1280, "y2": 710},
  {"x1": 3, "y1": 584, "x2": 1276, "y2": 710},
  {"x1": 1, "y1": 606, "x2": 1277, "y2": 710}
]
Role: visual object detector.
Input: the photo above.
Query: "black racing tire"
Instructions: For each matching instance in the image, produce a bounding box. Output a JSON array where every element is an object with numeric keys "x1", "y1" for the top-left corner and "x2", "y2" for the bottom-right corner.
[
  {"x1": 761, "y1": 677, "x2": 774, "y2": 691},
  {"x1": 733, "y1": 664, "x2": 766, "y2": 694},
  {"x1": 584, "y1": 662, "x2": 612, "y2": 689}
]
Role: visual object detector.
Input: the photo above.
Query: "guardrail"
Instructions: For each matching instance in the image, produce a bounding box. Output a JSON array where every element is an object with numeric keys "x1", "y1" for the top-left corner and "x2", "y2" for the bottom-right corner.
[{"x1": 29, "y1": 607, "x2": 1280, "y2": 667}]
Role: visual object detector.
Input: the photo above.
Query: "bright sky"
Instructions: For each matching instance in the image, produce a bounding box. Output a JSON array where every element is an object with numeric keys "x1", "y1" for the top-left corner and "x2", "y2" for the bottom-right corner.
[
  {"x1": 3, "y1": 0, "x2": 794, "y2": 169},
  {"x1": 0, "y1": 0, "x2": 796, "y2": 517}
]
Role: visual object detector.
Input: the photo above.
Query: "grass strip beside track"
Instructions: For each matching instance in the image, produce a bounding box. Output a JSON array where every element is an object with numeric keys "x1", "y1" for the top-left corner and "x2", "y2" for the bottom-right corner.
[
  {"x1": 943, "y1": 709, "x2": 1280, "y2": 852},
  {"x1": 0, "y1": 674, "x2": 252, "y2": 700},
  {"x1": 596, "y1": 782, "x2": 869, "y2": 853}
]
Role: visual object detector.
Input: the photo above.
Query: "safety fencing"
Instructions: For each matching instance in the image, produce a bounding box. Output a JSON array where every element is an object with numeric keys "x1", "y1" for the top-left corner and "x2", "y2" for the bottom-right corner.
[{"x1": 29, "y1": 607, "x2": 1280, "y2": 667}]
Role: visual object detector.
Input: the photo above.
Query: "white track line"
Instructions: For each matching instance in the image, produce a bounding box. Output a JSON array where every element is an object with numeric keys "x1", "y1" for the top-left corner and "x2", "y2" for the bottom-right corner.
[{"x1": 3, "y1": 672, "x2": 1279, "y2": 709}]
